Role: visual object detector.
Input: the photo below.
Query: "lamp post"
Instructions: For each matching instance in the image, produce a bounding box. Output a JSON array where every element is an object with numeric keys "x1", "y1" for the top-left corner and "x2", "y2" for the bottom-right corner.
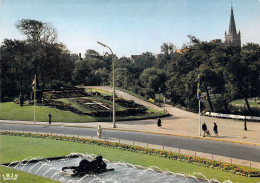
[
  {"x1": 244, "y1": 101, "x2": 247, "y2": 131},
  {"x1": 97, "y1": 41, "x2": 116, "y2": 128}
]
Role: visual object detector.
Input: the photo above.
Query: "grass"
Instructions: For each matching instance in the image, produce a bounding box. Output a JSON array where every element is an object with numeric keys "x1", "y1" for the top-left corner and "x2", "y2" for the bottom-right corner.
[
  {"x1": 115, "y1": 87, "x2": 161, "y2": 106},
  {"x1": 0, "y1": 166, "x2": 59, "y2": 183},
  {"x1": 231, "y1": 99, "x2": 260, "y2": 106},
  {"x1": 85, "y1": 88, "x2": 112, "y2": 96},
  {"x1": 0, "y1": 102, "x2": 97, "y2": 122},
  {"x1": 1, "y1": 135, "x2": 260, "y2": 183},
  {"x1": 0, "y1": 102, "x2": 167, "y2": 123},
  {"x1": 56, "y1": 98, "x2": 96, "y2": 112}
]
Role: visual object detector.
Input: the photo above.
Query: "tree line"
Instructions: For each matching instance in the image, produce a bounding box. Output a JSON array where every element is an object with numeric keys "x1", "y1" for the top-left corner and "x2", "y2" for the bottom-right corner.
[{"x1": 1, "y1": 19, "x2": 259, "y2": 115}]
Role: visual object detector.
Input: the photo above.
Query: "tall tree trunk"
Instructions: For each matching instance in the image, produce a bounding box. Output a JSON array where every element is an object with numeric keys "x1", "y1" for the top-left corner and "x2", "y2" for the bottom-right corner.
[
  {"x1": 38, "y1": 82, "x2": 45, "y2": 103},
  {"x1": 224, "y1": 101, "x2": 230, "y2": 114},
  {"x1": 205, "y1": 84, "x2": 214, "y2": 112}
]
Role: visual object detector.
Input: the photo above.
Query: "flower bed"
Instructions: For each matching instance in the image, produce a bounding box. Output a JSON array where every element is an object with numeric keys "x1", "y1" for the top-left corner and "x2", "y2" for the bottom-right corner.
[
  {"x1": 103, "y1": 96, "x2": 146, "y2": 109},
  {"x1": 43, "y1": 89, "x2": 89, "y2": 99},
  {"x1": 75, "y1": 98, "x2": 111, "y2": 111},
  {"x1": 41, "y1": 100, "x2": 83, "y2": 114},
  {"x1": 1, "y1": 131, "x2": 259, "y2": 177},
  {"x1": 75, "y1": 97, "x2": 147, "y2": 117}
]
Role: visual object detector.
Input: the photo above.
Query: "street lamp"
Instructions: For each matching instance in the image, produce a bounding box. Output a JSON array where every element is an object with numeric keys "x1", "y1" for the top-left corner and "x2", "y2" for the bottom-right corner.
[
  {"x1": 244, "y1": 102, "x2": 247, "y2": 131},
  {"x1": 97, "y1": 41, "x2": 116, "y2": 128}
]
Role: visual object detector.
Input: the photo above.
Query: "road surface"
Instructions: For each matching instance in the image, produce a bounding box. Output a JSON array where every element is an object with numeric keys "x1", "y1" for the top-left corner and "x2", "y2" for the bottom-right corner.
[{"x1": 1, "y1": 123, "x2": 260, "y2": 162}]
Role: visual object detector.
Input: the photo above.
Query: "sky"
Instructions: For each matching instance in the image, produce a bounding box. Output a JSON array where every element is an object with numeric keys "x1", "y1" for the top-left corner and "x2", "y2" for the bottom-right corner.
[{"x1": 0, "y1": 0, "x2": 260, "y2": 57}]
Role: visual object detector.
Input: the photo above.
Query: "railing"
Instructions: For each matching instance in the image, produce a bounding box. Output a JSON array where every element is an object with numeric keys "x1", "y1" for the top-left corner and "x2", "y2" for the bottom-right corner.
[
  {"x1": 4, "y1": 130, "x2": 260, "y2": 170},
  {"x1": 204, "y1": 112, "x2": 260, "y2": 122}
]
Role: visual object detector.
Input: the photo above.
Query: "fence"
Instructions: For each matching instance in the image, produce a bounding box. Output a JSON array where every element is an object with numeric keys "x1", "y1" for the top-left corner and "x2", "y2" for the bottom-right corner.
[
  {"x1": 204, "y1": 112, "x2": 260, "y2": 122},
  {"x1": 4, "y1": 130, "x2": 260, "y2": 170}
]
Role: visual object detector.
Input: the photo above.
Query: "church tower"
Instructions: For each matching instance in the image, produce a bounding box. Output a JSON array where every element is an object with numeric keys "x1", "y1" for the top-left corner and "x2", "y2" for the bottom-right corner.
[{"x1": 225, "y1": 6, "x2": 241, "y2": 47}]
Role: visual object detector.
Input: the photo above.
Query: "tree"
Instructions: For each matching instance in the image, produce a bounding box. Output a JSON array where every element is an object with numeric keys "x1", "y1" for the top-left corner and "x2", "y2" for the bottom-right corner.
[
  {"x1": 239, "y1": 43, "x2": 260, "y2": 113},
  {"x1": 160, "y1": 42, "x2": 175, "y2": 55},
  {"x1": 15, "y1": 19, "x2": 61, "y2": 101},
  {"x1": 139, "y1": 67, "x2": 166, "y2": 95},
  {"x1": 1, "y1": 39, "x2": 32, "y2": 100},
  {"x1": 72, "y1": 59, "x2": 91, "y2": 85},
  {"x1": 134, "y1": 52, "x2": 155, "y2": 70},
  {"x1": 84, "y1": 49, "x2": 100, "y2": 58},
  {"x1": 16, "y1": 19, "x2": 57, "y2": 43}
]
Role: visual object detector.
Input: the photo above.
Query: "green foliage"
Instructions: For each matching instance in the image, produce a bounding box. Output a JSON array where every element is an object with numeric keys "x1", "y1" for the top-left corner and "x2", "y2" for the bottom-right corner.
[{"x1": 1, "y1": 19, "x2": 260, "y2": 115}]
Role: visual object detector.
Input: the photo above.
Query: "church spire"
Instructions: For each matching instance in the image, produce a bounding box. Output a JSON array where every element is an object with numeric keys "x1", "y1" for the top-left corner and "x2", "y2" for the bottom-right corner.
[
  {"x1": 228, "y1": 6, "x2": 237, "y2": 36},
  {"x1": 224, "y1": 5, "x2": 241, "y2": 47}
]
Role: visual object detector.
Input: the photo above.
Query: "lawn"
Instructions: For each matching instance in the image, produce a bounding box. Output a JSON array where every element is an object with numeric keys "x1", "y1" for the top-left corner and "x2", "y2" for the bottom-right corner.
[
  {"x1": 0, "y1": 102, "x2": 167, "y2": 122},
  {"x1": 0, "y1": 102, "x2": 97, "y2": 122},
  {"x1": 1, "y1": 135, "x2": 260, "y2": 183},
  {"x1": 0, "y1": 166, "x2": 59, "y2": 183},
  {"x1": 85, "y1": 88, "x2": 112, "y2": 96},
  {"x1": 231, "y1": 99, "x2": 260, "y2": 106}
]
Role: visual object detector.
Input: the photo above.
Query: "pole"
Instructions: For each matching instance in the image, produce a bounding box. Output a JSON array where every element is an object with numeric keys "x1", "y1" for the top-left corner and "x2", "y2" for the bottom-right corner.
[
  {"x1": 199, "y1": 99, "x2": 201, "y2": 136},
  {"x1": 197, "y1": 74, "x2": 201, "y2": 136},
  {"x1": 244, "y1": 102, "x2": 247, "y2": 131},
  {"x1": 97, "y1": 42, "x2": 116, "y2": 128},
  {"x1": 34, "y1": 75, "x2": 36, "y2": 123},
  {"x1": 112, "y1": 53, "x2": 116, "y2": 128}
]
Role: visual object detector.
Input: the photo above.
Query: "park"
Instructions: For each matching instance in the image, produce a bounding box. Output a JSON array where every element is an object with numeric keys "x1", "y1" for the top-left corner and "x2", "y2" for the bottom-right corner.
[{"x1": 1, "y1": 1, "x2": 260, "y2": 183}]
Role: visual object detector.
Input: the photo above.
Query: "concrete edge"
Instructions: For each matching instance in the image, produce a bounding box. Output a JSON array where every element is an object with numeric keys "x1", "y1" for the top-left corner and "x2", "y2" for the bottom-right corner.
[{"x1": 1, "y1": 121, "x2": 260, "y2": 147}]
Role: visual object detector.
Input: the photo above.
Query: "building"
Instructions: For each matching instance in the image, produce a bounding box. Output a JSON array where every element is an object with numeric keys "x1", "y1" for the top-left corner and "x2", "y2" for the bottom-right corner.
[
  {"x1": 224, "y1": 6, "x2": 241, "y2": 47},
  {"x1": 210, "y1": 6, "x2": 241, "y2": 47},
  {"x1": 130, "y1": 55, "x2": 141, "y2": 63},
  {"x1": 175, "y1": 48, "x2": 189, "y2": 53}
]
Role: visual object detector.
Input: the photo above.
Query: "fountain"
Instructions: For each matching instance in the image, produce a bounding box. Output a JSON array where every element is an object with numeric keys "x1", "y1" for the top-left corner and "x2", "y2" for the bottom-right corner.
[{"x1": 3, "y1": 153, "x2": 218, "y2": 183}]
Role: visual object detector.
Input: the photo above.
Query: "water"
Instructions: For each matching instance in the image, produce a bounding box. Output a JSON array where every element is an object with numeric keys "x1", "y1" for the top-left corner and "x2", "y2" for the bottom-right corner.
[{"x1": 6, "y1": 154, "x2": 213, "y2": 183}]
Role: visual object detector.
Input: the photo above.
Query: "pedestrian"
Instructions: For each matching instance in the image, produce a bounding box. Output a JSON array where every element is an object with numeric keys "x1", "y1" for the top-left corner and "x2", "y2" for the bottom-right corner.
[
  {"x1": 97, "y1": 125, "x2": 102, "y2": 138},
  {"x1": 48, "y1": 113, "x2": 52, "y2": 125},
  {"x1": 213, "y1": 122, "x2": 218, "y2": 136},
  {"x1": 157, "y1": 117, "x2": 162, "y2": 127},
  {"x1": 202, "y1": 122, "x2": 207, "y2": 137}
]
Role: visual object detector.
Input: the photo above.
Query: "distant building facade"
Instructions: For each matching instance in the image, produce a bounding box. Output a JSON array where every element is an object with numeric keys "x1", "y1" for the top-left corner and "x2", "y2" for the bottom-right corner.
[
  {"x1": 175, "y1": 48, "x2": 189, "y2": 53},
  {"x1": 130, "y1": 55, "x2": 141, "y2": 63}
]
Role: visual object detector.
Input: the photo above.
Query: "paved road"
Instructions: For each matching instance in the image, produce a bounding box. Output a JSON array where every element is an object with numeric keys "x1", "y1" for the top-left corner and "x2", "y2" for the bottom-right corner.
[{"x1": 1, "y1": 123, "x2": 260, "y2": 162}]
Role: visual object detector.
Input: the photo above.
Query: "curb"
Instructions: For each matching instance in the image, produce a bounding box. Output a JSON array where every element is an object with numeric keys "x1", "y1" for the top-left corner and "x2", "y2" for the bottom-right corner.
[{"x1": 1, "y1": 121, "x2": 260, "y2": 147}]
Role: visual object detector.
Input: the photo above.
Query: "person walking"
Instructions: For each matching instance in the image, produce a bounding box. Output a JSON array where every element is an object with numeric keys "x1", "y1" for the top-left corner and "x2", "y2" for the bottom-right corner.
[
  {"x1": 157, "y1": 117, "x2": 162, "y2": 127},
  {"x1": 213, "y1": 122, "x2": 218, "y2": 136},
  {"x1": 48, "y1": 113, "x2": 52, "y2": 125},
  {"x1": 202, "y1": 122, "x2": 207, "y2": 137},
  {"x1": 97, "y1": 125, "x2": 102, "y2": 138}
]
